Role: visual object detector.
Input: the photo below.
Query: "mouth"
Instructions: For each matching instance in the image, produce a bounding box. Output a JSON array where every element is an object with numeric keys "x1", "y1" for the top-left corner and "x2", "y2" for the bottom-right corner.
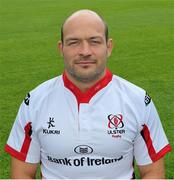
[
  {"x1": 76, "y1": 61, "x2": 96, "y2": 64},
  {"x1": 75, "y1": 61, "x2": 96, "y2": 68},
  {"x1": 75, "y1": 58, "x2": 96, "y2": 64}
]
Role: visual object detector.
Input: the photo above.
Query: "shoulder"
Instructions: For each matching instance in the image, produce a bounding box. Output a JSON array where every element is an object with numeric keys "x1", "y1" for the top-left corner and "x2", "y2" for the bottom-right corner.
[
  {"x1": 31, "y1": 75, "x2": 62, "y2": 95},
  {"x1": 111, "y1": 75, "x2": 152, "y2": 119},
  {"x1": 23, "y1": 75, "x2": 63, "y2": 109},
  {"x1": 111, "y1": 75, "x2": 147, "y2": 100}
]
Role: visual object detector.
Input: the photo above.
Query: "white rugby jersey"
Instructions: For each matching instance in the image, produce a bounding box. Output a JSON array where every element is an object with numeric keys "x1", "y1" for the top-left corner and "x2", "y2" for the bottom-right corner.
[{"x1": 5, "y1": 69, "x2": 171, "y2": 179}]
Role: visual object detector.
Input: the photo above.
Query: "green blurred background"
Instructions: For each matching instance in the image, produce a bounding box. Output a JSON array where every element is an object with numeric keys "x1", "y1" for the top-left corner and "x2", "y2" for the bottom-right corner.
[{"x1": 0, "y1": 0, "x2": 173, "y2": 178}]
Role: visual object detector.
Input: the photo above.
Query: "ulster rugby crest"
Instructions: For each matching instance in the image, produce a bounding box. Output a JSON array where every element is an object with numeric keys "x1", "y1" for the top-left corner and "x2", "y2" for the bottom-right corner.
[{"x1": 107, "y1": 114, "x2": 125, "y2": 138}]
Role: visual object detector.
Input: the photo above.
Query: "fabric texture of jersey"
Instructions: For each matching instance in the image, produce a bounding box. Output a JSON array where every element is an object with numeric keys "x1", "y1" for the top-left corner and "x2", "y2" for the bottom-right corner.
[{"x1": 5, "y1": 69, "x2": 172, "y2": 179}]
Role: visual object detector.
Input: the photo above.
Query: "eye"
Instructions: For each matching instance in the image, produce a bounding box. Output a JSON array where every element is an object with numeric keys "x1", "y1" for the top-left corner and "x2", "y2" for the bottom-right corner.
[
  {"x1": 67, "y1": 41, "x2": 78, "y2": 46},
  {"x1": 92, "y1": 40, "x2": 100, "y2": 44},
  {"x1": 89, "y1": 39, "x2": 102, "y2": 45}
]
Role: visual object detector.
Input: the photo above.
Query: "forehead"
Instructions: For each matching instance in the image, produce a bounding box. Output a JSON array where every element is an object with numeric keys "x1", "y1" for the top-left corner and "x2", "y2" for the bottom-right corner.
[{"x1": 63, "y1": 13, "x2": 105, "y2": 40}]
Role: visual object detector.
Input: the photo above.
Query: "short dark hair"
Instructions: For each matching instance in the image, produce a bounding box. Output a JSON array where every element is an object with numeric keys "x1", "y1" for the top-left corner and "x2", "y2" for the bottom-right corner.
[{"x1": 60, "y1": 18, "x2": 109, "y2": 44}]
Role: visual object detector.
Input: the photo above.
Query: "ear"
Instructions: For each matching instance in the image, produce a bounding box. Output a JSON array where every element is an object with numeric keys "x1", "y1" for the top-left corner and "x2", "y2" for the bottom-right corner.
[
  {"x1": 58, "y1": 41, "x2": 63, "y2": 56},
  {"x1": 106, "y1": 38, "x2": 113, "y2": 58}
]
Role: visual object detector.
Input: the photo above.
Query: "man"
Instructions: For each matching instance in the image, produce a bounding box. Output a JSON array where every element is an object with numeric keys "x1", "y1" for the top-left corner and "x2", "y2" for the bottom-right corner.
[{"x1": 5, "y1": 10, "x2": 171, "y2": 179}]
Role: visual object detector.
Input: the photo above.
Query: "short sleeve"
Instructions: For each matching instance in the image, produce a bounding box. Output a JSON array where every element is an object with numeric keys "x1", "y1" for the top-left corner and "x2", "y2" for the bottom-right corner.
[
  {"x1": 134, "y1": 99, "x2": 172, "y2": 165},
  {"x1": 4, "y1": 93, "x2": 40, "y2": 163}
]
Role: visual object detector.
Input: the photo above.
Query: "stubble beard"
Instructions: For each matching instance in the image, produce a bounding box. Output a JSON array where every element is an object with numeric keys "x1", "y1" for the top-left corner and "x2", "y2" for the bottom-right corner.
[{"x1": 65, "y1": 64, "x2": 106, "y2": 83}]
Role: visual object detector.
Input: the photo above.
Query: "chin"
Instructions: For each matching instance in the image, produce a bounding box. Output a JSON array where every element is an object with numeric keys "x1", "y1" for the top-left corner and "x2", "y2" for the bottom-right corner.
[{"x1": 76, "y1": 70, "x2": 103, "y2": 82}]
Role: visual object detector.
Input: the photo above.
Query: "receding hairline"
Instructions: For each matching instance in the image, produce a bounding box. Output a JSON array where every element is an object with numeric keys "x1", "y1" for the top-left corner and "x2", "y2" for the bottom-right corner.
[{"x1": 60, "y1": 10, "x2": 108, "y2": 43}]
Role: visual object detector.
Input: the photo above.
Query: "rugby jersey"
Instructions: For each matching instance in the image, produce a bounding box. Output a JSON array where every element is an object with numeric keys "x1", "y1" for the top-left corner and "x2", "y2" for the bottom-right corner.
[{"x1": 5, "y1": 69, "x2": 171, "y2": 179}]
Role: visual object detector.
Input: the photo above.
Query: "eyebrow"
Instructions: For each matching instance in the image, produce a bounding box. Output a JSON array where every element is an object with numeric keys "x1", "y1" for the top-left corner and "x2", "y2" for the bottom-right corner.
[
  {"x1": 89, "y1": 36, "x2": 103, "y2": 40},
  {"x1": 65, "y1": 38, "x2": 79, "y2": 42},
  {"x1": 65, "y1": 36, "x2": 103, "y2": 42}
]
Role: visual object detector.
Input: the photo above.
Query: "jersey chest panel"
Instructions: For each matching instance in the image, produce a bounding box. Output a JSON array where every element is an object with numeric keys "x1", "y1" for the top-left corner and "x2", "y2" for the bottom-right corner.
[{"x1": 36, "y1": 87, "x2": 138, "y2": 161}]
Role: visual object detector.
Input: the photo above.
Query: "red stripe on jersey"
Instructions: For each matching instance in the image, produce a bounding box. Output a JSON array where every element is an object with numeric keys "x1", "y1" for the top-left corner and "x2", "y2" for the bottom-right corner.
[
  {"x1": 20, "y1": 122, "x2": 32, "y2": 158},
  {"x1": 5, "y1": 122, "x2": 32, "y2": 161},
  {"x1": 152, "y1": 144, "x2": 172, "y2": 162},
  {"x1": 141, "y1": 124, "x2": 172, "y2": 162},
  {"x1": 141, "y1": 124, "x2": 156, "y2": 161},
  {"x1": 63, "y1": 69, "x2": 113, "y2": 107},
  {"x1": 4, "y1": 144, "x2": 26, "y2": 161}
]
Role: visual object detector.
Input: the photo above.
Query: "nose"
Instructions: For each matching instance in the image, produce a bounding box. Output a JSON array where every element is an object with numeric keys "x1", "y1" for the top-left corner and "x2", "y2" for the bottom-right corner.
[{"x1": 79, "y1": 41, "x2": 92, "y2": 57}]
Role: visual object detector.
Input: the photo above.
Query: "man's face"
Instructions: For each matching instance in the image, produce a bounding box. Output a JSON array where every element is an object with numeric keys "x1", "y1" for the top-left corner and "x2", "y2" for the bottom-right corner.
[{"x1": 59, "y1": 14, "x2": 113, "y2": 82}]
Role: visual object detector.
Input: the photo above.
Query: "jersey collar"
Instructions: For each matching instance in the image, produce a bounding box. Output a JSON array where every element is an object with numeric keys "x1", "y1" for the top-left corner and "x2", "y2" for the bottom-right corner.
[{"x1": 63, "y1": 69, "x2": 113, "y2": 105}]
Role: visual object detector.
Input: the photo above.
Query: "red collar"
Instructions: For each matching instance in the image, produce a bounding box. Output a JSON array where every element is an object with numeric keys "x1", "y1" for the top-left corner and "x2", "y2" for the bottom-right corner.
[{"x1": 63, "y1": 69, "x2": 113, "y2": 105}]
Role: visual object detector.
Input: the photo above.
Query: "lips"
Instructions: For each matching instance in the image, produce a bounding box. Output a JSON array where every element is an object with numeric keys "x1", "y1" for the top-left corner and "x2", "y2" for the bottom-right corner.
[
  {"x1": 75, "y1": 58, "x2": 96, "y2": 64},
  {"x1": 75, "y1": 61, "x2": 96, "y2": 68},
  {"x1": 76, "y1": 61, "x2": 96, "y2": 64}
]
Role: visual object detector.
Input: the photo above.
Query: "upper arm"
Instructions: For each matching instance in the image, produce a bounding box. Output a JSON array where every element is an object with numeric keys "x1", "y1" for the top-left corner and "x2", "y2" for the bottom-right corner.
[
  {"x1": 5, "y1": 94, "x2": 41, "y2": 178},
  {"x1": 138, "y1": 158, "x2": 165, "y2": 179},
  {"x1": 134, "y1": 96, "x2": 171, "y2": 178},
  {"x1": 11, "y1": 157, "x2": 38, "y2": 179},
  {"x1": 134, "y1": 98, "x2": 171, "y2": 166}
]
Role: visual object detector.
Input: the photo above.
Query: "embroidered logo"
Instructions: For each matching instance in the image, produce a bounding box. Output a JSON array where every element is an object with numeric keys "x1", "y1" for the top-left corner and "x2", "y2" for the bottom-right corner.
[
  {"x1": 144, "y1": 92, "x2": 151, "y2": 106},
  {"x1": 47, "y1": 117, "x2": 55, "y2": 128},
  {"x1": 43, "y1": 117, "x2": 60, "y2": 135},
  {"x1": 74, "y1": 145, "x2": 93, "y2": 154},
  {"x1": 107, "y1": 114, "x2": 125, "y2": 138},
  {"x1": 24, "y1": 93, "x2": 30, "y2": 106}
]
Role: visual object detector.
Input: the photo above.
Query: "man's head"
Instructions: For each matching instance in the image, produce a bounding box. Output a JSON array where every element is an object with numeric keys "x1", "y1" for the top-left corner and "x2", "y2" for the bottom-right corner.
[
  {"x1": 61, "y1": 10, "x2": 109, "y2": 43},
  {"x1": 58, "y1": 10, "x2": 113, "y2": 84}
]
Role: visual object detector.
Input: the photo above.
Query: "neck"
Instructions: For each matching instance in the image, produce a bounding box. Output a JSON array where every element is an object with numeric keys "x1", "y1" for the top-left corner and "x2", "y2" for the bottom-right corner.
[{"x1": 64, "y1": 70, "x2": 106, "y2": 92}]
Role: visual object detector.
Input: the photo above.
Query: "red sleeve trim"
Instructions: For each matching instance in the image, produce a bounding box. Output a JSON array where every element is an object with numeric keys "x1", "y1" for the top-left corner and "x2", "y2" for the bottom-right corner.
[
  {"x1": 141, "y1": 124, "x2": 156, "y2": 161},
  {"x1": 152, "y1": 144, "x2": 172, "y2": 162},
  {"x1": 4, "y1": 144, "x2": 26, "y2": 161},
  {"x1": 141, "y1": 124, "x2": 172, "y2": 162},
  {"x1": 4, "y1": 122, "x2": 32, "y2": 161},
  {"x1": 21, "y1": 122, "x2": 32, "y2": 155}
]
